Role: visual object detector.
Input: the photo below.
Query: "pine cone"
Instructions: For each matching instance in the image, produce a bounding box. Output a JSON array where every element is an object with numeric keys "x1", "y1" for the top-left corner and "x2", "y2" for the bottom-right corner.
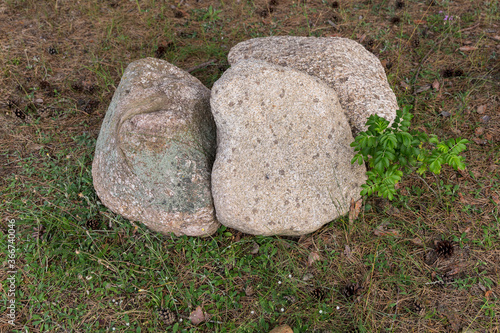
[
  {"x1": 411, "y1": 301, "x2": 424, "y2": 314},
  {"x1": 14, "y1": 109, "x2": 25, "y2": 120},
  {"x1": 39, "y1": 80, "x2": 51, "y2": 90},
  {"x1": 442, "y1": 68, "x2": 455, "y2": 78},
  {"x1": 390, "y1": 16, "x2": 401, "y2": 24},
  {"x1": 311, "y1": 288, "x2": 326, "y2": 301},
  {"x1": 435, "y1": 240, "x2": 454, "y2": 258},
  {"x1": 71, "y1": 82, "x2": 84, "y2": 92},
  {"x1": 158, "y1": 308, "x2": 176, "y2": 326},
  {"x1": 155, "y1": 45, "x2": 167, "y2": 58},
  {"x1": 342, "y1": 283, "x2": 361, "y2": 298},
  {"x1": 86, "y1": 218, "x2": 101, "y2": 230}
]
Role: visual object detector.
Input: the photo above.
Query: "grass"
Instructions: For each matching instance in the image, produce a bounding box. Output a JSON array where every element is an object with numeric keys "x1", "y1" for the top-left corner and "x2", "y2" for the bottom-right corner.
[{"x1": 0, "y1": 0, "x2": 499, "y2": 332}]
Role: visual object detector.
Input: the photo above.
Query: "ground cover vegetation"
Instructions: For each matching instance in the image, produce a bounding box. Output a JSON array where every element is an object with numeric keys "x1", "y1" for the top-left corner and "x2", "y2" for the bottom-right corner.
[
  {"x1": 351, "y1": 106, "x2": 470, "y2": 200},
  {"x1": 0, "y1": 0, "x2": 499, "y2": 332}
]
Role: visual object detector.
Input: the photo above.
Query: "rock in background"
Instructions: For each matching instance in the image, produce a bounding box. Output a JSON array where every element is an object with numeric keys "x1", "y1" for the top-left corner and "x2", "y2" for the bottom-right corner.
[
  {"x1": 228, "y1": 36, "x2": 398, "y2": 136},
  {"x1": 92, "y1": 58, "x2": 219, "y2": 237},
  {"x1": 211, "y1": 59, "x2": 366, "y2": 236}
]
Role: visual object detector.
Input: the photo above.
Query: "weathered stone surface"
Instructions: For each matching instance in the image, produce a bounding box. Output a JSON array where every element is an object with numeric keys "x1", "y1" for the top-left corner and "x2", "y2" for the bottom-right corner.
[
  {"x1": 211, "y1": 60, "x2": 366, "y2": 236},
  {"x1": 228, "y1": 36, "x2": 398, "y2": 136},
  {"x1": 92, "y1": 58, "x2": 219, "y2": 237}
]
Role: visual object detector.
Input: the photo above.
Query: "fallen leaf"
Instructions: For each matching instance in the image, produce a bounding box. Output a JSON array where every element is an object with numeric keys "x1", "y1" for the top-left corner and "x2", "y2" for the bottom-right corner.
[
  {"x1": 27, "y1": 143, "x2": 45, "y2": 151},
  {"x1": 481, "y1": 115, "x2": 491, "y2": 123},
  {"x1": 175, "y1": 9, "x2": 189, "y2": 18},
  {"x1": 477, "y1": 105, "x2": 487, "y2": 114},
  {"x1": 458, "y1": 45, "x2": 478, "y2": 51},
  {"x1": 302, "y1": 273, "x2": 314, "y2": 281},
  {"x1": 459, "y1": 226, "x2": 471, "y2": 233},
  {"x1": 326, "y1": 20, "x2": 337, "y2": 29},
  {"x1": 245, "y1": 285, "x2": 255, "y2": 296},
  {"x1": 400, "y1": 81, "x2": 411, "y2": 91},
  {"x1": 472, "y1": 137, "x2": 487, "y2": 145},
  {"x1": 475, "y1": 127, "x2": 485, "y2": 135},
  {"x1": 250, "y1": 242, "x2": 260, "y2": 255},
  {"x1": 414, "y1": 19, "x2": 426, "y2": 24},
  {"x1": 269, "y1": 324, "x2": 294, "y2": 333},
  {"x1": 189, "y1": 306, "x2": 207, "y2": 326},
  {"x1": 349, "y1": 198, "x2": 362, "y2": 224},
  {"x1": 485, "y1": 290, "x2": 493, "y2": 299},
  {"x1": 373, "y1": 225, "x2": 401, "y2": 237},
  {"x1": 410, "y1": 237, "x2": 423, "y2": 246},
  {"x1": 357, "y1": 34, "x2": 367, "y2": 43},
  {"x1": 385, "y1": 205, "x2": 400, "y2": 216},
  {"x1": 446, "y1": 265, "x2": 462, "y2": 276},
  {"x1": 485, "y1": 133, "x2": 493, "y2": 141},
  {"x1": 432, "y1": 79, "x2": 440, "y2": 90},
  {"x1": 439, "y1": 111, "x2": 451, "y2": 117},
  {"x1": 415, "y1": 85, "x2": 431, "y2": 94},
  {"x1": 492, "y1": 35, "x2": 500, "y2": 41},
  {"x1": 458, "y1": 193, "x2": 483, "y2": 205},
  {"x1": 344, "y1": 244, "x2": 353, "y2": 260},
  {"x1": 307, "y1": 251, "x2": 321, "y2": 266}
]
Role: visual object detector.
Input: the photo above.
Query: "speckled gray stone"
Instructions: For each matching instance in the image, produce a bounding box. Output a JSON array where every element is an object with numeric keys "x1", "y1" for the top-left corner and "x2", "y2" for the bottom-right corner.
[
  {"x1": 92, "y1": 58, "x2": 219, "y2": 237},
  {"x1": 228, "y1": 36, "x2": 398, "y2": 136},
  {"x1": 211, "y1": 59, "x2": 366, "y2": 236}
]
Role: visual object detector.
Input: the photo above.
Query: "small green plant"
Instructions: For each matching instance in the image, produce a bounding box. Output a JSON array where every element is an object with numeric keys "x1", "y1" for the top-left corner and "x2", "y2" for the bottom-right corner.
[
  {"x1": 351, "y1": 106, "x2": 469, "y2": 200},
  {"x1": 202, "y1": 5, "x2": 222, "y2": 22}
]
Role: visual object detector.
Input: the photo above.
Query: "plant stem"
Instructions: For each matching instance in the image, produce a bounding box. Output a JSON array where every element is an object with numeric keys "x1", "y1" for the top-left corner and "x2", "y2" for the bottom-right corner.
[{"x1": 414, "y1": 173, "x2": 439, "y2": 198}]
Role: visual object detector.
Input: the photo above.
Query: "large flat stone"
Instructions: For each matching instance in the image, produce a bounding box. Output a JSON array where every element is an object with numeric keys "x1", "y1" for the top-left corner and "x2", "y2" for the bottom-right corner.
[
  {"x1": 92, "y1": 58, "x2": 219, "y2": 236},
  {"x1": 211, "y1": 59, "x2": 366, "y2": 236},
  {"x1": 228, "y1": 36, "x2": 398, "y2": 136}
]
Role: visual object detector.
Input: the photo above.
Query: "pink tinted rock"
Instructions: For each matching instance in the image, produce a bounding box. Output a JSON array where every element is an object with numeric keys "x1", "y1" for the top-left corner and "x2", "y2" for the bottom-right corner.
[
  {"x1": 92, "y1": 58, "x2": 219, "y2": 236},
  {"x1": 211, "y1": 59, "x2": 366, "y2": 236},
  {"x1": 228, "y1": 36, "x2": 398, "y2": 135}
]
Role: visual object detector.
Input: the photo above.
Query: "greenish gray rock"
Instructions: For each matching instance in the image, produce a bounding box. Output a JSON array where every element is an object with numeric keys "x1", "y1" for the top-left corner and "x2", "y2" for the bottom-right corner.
[
  {"x1": 211, "y1": 59, "x2": 366, "y2": 236},
  {"x1": 228, "y1": 36, "x2": 398, "y2": 136},
  {"x1": 92, "y1": 58, "x2": 219, "y2": 236}
]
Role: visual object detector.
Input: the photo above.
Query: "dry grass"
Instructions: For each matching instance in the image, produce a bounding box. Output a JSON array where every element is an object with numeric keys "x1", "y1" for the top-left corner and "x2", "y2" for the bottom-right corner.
[{"x1": 0, "y1": 0, "x2": 499, "y2": 332}]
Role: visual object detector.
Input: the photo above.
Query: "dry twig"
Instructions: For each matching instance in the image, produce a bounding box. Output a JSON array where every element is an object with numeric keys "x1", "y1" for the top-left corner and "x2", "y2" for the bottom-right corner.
[{"x1": 186, "y1": 60, "x2": 216, "y2": 73}]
